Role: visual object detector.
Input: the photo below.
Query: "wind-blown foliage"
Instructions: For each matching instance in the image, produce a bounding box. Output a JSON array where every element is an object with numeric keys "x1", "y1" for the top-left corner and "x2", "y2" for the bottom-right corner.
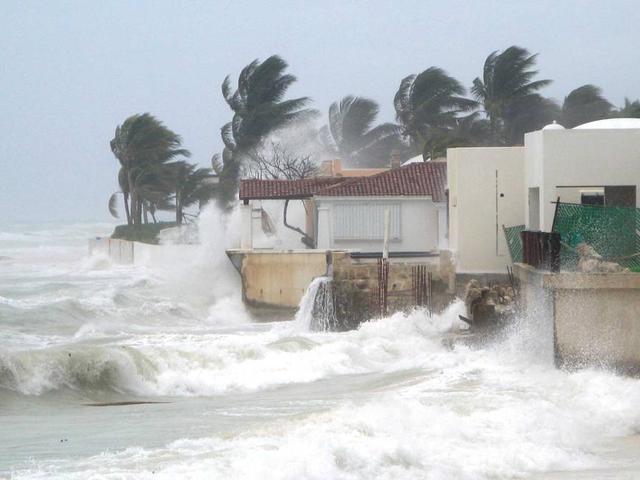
[
  {"x1": 504, "y1": 94, "x2": 559, "y2": 144},
  {"x1": 110, "y1": 114, "x2": 190, "y2": 225},
  {"x1": 472, "y1": 46, "x2": 552, "y2": 144},
  {"x1": 173, "y1": 162, "x2": 216, "y2": 224},
  {"x1": 394, "y1": 67, "x2": 476, "y2": 157},
  {"x1": 616, "y1": 98, "x2": 640, "y2": 118},
  {"x1": 419, "y1": 112, "x2": 493, "y2": 159},
  {"x1": 561, "y1": 85, "x2": 613, "y2": 128},
  {"x1": 320, "y1": 96, "x2": 404, "y2": 167},
  {"x1": 215, "y1": 55, "x2": 317, "y2": 207}
]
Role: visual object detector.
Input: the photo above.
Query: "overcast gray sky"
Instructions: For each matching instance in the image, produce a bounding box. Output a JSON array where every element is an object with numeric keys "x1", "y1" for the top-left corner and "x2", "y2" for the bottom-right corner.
[{"x1": 1, "y1": 0, "x2": 639, "y2": 222}]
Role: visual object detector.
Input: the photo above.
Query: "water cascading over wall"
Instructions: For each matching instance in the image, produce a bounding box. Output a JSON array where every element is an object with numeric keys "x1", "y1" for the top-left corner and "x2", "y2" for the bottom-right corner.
[{"x1": 295, "y1": 276, "x2": 340, "y2": 331}]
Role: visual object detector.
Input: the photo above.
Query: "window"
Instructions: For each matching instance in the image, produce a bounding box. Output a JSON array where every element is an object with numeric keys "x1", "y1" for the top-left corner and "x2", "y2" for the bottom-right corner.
[
  {"x1": 333, "y1": 202, "x2": 401, "y2": 240},
  {"x1": 580, "y1": 191, "x2": 604, "y2": 206}
]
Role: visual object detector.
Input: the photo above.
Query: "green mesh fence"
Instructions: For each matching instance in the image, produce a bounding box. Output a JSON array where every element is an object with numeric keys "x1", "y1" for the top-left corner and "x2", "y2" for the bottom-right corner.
[
  {"x1": 552, "y1": 202, "x2": 640, "y2": 272},
  {"x1": 503, "y1": 224, "x2": 525, "y2": 263}
]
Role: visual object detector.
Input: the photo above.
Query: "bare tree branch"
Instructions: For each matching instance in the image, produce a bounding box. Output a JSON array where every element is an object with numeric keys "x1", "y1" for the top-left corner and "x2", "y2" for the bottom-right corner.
[{"x1": 244, "y1": 142, "x2": 318, "y2": 180}]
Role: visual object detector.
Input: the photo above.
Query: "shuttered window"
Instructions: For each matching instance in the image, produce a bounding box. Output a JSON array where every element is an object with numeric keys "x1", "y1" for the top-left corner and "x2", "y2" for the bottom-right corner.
[{"x1": 333, "y1": 202, "x2": 401, "y2": 240}]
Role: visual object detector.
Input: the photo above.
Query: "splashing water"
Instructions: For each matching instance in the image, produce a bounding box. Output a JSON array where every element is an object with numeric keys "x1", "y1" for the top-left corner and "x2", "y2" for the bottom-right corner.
[
  {"x1": 294, "y1": 276, "x2": 339, "y2": 331},
  {"x1": 3, "y1": 218, "x2": 640, "y2": 479}
]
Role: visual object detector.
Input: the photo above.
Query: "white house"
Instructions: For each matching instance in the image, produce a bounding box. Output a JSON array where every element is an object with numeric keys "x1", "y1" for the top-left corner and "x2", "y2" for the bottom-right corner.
[
  {"x1": 525, "y1": 118, "x2": 640, "y2": 232},
  {"x1": 314, "y1": 162, "x2": 448, "y2": 252},
  {"x1": 448, "y1": 118, "x2": 640, "y2": 273},
  {"x1": 238, "y1": 162, "x2": 448, "y2": 254}
]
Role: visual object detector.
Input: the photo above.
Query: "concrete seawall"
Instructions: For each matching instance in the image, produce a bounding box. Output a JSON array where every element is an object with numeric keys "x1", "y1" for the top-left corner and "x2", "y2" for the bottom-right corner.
[
  {"x1": 88, "y1": 237, "x2": 201, "y2": 266},
  {"x1": 88, "y1": 238, "x2": 134, "y2": 263},
  {"x1": 226, "y1": 249, "x2": 456, "y2": 324},
  {"x1": 226, "y1": 250, "x2": 328, "y2": 311},
  {"x1": 515, "y1": 263, "x2": 640, "y2": 373}
]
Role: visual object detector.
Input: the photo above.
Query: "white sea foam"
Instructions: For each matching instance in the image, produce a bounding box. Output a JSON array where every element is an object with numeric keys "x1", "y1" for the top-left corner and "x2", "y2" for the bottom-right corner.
[
  {"x1": 4, "y1": 219, "x2": 640, "y2": 479},
  {"x1": 10, "y1": 310, "x2": 640, "y2": 479}
]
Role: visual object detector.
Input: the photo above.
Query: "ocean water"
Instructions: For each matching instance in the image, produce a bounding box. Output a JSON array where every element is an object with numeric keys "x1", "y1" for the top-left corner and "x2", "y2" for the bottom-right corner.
[{"x1": 2, "y1": 211, "x2": 640, "y2": 479}]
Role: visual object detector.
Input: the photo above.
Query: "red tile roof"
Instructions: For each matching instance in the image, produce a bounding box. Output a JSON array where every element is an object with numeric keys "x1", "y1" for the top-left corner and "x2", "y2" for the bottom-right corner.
[
  {"x1": 315, "y1": 162, "x2": 447, "y2": 201},
  {"x1": 238, "y1": 162, "x2": 447, "y2": 202},
  {"x1": 239, "y1": 177, "x2": 347, "y2": 200}
]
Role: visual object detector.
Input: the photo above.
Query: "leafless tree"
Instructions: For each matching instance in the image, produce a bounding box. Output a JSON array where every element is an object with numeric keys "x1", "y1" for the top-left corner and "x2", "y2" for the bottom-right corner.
[{"x1": 244, "y1": 142, "x2": 318, "y2": 180}]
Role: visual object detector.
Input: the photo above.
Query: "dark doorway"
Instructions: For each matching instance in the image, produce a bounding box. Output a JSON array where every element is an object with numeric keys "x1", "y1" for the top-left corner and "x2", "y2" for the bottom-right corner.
[{"x1": 581, "y1": 192, "x2": 604, "y2": 205}]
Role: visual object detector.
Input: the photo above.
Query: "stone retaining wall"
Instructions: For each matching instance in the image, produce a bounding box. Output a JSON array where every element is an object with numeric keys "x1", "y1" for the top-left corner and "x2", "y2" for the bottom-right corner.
[{"x1": 330, "y1": 251, "x2": 455, "y2": 328}]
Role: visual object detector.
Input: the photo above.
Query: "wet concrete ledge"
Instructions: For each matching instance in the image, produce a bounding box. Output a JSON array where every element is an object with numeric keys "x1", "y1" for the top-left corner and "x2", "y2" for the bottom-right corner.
[{"x1": 515, "y1": 263, "x2": 640, "y2": 374}]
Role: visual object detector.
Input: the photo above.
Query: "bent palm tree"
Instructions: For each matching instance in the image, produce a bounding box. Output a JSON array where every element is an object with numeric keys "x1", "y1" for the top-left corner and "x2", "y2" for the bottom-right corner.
[
  {"x1": 504, "y1": 94, "x2": 559, "y2": 143},
  {"x1": 216, "y1": 55, "x2": 317, "y2": 207},
  {"x1": 394, "y1": 67, "x2": 476, "y2": 156},
  {"x1": 472, "y1": 46, "x2": 551, "y2": 144},
  {"x1": 110, "y1": 113, "x2": 190, "y2": 225},
  {"x1": 561, "y1": 85, "x2": 612, "y2": 128},
  {"x1": 321, "y1": 96, "x2": 404, "y2": 167},
  {"x1": 173, "y1": 163, "x2": 216, "y2": 224}
]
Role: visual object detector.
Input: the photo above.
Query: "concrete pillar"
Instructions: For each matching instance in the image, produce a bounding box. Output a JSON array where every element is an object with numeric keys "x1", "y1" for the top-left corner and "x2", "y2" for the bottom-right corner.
[
  {"x1": 317, "y1": 206, "x2": 331, "y2": 249},
  {"x1": 240, "y1": 202, "x2": 253, "y2": 250},
  {"x1": 436, "y1": 204, "x2": 448, "y2": 249},
  {"x1": 251, "y1": 208, "x2": 263, "y2": 245}
]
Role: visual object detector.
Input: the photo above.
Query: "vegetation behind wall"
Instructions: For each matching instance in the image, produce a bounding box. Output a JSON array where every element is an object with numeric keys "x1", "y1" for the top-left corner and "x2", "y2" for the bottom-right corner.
[{"x1": 111, "y1": 222, "x2": 177, "y2": 245}]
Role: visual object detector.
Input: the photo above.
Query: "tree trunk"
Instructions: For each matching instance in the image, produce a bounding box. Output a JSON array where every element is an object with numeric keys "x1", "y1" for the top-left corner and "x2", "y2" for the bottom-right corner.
[
  {"x1": 176, "y1": 190, "x2": 182, "y2": 225},
  {"x1": 127, "y1": 170, "x2": 139, "y2": 226},
  {"x1": 123, "y1": 192, "x2": 131, "y2": 225},
  {"x1": 136, "y1": 197, "x2": 143, "y2": 225},
  {"x1": 143, "y1": 202, "x2": 149, "y2": 224}
]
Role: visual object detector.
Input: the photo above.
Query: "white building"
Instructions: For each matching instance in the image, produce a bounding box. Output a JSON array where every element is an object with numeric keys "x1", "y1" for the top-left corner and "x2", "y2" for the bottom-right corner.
[
  {"x1": 238, "y1": 162, "x2": 448, "y2": 254},
  {"x1": 314, "y1": 162, "x2": 448, "y2": 252},
  {"x1": 448, "y1": 118, "x2": 640, "y2": 273},
  {"x1": 447, "y1": 147, "x2": 525, "y2": 273},
  {"x1": 525, "y1": 118, "x2": 640, "y2": 232}
]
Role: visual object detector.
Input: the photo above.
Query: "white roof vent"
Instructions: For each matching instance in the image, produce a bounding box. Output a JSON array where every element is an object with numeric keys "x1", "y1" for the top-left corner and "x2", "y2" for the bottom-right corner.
[
  {"x1": 574, "y1": 118, "x2": 640, "y2": 129},
  {"x1": 542, "y1": 121, "x2": 565, "y2": 130}
]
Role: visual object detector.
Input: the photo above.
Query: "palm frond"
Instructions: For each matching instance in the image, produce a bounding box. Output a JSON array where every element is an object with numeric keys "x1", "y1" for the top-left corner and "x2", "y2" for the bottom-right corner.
[
  {"x1": 561, "y1": 84, "x2": 612, "y2": 127},
  {"x1": 108, "y1": 193, "x2": 119, "y2": 218}
]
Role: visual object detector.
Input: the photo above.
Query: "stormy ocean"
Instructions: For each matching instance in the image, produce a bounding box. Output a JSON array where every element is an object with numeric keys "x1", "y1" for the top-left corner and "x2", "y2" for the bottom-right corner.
[{"x1": 2, "y1": 209, "x2": 640, "y2": 480}]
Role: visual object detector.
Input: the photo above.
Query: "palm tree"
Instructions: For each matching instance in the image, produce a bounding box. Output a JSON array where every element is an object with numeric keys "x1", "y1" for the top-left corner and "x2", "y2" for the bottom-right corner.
[
  {"x1": 320, "y1": 96, "x2": 404, "y2": 167},
  {"x1": 616, "y1": 98, "x2": 640, "y2": 118},
  {"x1": 110, "y1": 113, "x2": 190, "y2": 225},
  {"x1": 215, "y1": 55, "x2": 317, "y2": 207},
  {"x1": 173, "y1": 162, "x2": 216, "y2": 224},
  {"x1": 561, "y1": 85, "x2": 612, "y2": 128},
  {"x1": 394, "y1": 67, "x2": 476, "y2": 157},
  {"x1": 504, "y1": 94, "x2": 559, "y2": 144},
  {"x1": 472, "y1": 46, "x2": 551, "y2": 144},
  {"x1": 420, "y1": 112, "x2": 492, "y2": 159}
]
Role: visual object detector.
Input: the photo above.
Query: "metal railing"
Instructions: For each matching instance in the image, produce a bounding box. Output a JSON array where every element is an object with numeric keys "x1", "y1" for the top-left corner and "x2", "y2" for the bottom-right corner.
[{"x1": 521, "y1": 231, "x2": 561, "y2": 272}]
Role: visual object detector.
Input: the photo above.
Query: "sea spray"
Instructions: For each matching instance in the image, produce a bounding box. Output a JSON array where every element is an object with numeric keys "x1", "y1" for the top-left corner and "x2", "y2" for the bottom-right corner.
[
  {"x1": 294, "y1": 276, "x2": 340, "y2": 331},
  {"x1": 130, "y1": 203, "x2": 251, "y2": 324},
  {"x1": 9, "y1": 305, "x2": 640, "y2": 478},
  {"x1": 5, "y1": 222, "x2": 640, "y2": 478},
  {"x1": 0, "y1": 304, "x2": 464, "y2": 397}
]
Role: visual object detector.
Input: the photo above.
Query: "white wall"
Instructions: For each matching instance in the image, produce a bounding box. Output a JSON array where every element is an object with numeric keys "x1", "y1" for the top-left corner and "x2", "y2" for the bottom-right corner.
[
  {"x1": 241, "y1": 199, "x2": 310, "y2": 250},
  {"x1": 524, "y1": 129, "x2": 640, "y2": 231},
  {"x1": 448, "y1": 147, "x2": 525, "y2": 273},
  {"x1": 316, "y1": 196, "x2": 441, "y2": 252},
  {"x1": 88, "y1": 238, "x2": 201, "y2": 266},
  {"x1": 524, "y1": 132, "x2": 544, "y2": 228}
]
